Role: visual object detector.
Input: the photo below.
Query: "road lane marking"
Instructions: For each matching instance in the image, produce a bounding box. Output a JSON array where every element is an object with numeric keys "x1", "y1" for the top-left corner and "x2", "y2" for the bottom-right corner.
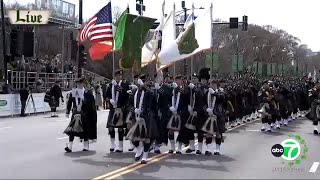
[
  {"x1": 309, "y1": 162, "x2": 319, "y2": 173},
  {"x1": 57, "y1": 136, "x2": 69, "y2": 140},
  {"x1": 246, "y1": 130, "x2": 261, "y2": 132},
  {"x1": 105, "y1": 154, "x2": 171, "y2": 180},
  {"x1": 0, "y1": 126, "x2": 13, "y2": 130},
  {"x1": 93, "y1": 118, "x2": 261, "y2": 180}
]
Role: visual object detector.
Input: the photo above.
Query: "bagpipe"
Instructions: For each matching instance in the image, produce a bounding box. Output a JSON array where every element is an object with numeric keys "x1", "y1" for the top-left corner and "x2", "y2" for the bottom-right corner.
[{"x1": 110, "y1": 108, "x2": 124, "y2": 127}]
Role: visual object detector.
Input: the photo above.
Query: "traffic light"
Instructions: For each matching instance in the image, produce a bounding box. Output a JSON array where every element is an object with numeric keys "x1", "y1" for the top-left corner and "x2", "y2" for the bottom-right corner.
[
  {"x1": 184, "y1": 63, "x2": 188, "y2": 75},
  {"x1": 229, "y1": 18, "x2": 239, "y2": 29},
  {"x1": 79, "y1": 44, "x2": 87, "y2": 66},
  {"x1": 242, "y1": 15, "x2": 248, "y2": 31},
  {"x1": 136, "y1": 0, "x2": 145, "y2": 15}
]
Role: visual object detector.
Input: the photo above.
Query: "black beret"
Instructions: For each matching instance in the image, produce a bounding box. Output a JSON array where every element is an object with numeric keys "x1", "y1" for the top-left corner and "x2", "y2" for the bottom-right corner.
[{"x1": 114, "y1": 69, "x2": 123, "y2": 76}]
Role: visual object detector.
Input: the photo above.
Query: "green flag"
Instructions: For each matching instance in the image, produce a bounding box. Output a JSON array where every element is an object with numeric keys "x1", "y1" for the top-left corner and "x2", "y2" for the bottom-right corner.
[
  {"x1": 267, "y1": 63, "x2": 272, "y2": 75},
  {"x1": 114, "y1": 11, "x2": 156, "y2": 69},
  {"x1": 232, "y1": 55, "x2": 244, "y2": 72},
  {"x1": 205, "y1": 51, "x2": 219, "y2": 72},
  {"x1": 258, "y1": 62, "x2": 263, "y2": 75}
]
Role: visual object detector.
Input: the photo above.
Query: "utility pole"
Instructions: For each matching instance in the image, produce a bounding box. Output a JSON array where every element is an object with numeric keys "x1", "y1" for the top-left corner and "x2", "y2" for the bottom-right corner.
[
  {"x1": 77, "y1": 0, "x2": 83, "y2": 78},
  {"x1": 182, "y1": 0, "x2": 187, "y2": 76},
  {"x1": 1, "y1": 0, "x2": 7, "y2": 82}
]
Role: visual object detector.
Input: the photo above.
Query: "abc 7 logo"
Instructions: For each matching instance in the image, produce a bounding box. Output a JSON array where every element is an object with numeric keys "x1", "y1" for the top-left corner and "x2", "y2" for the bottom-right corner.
[{"x1": 271, "y1": 144, "x2": 284, "y2": 157}]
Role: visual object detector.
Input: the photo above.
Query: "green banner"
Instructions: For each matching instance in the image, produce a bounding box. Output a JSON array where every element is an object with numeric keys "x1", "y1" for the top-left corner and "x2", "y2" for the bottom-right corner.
[
  {"x1": 271, "y1": 63, "x2": 277, "y2": 75},
  {"x1": 232, "y1": 55, "x2": 244, "y2": 72},
  {"x1": 257, "y1": 62, "x2": 263, "y2": 75},
  {"x1": 115, "y1": 9, "x2": 156, "y2": 69},
  {"x1": 252, "y1": 62, "x2": 257, "y2": 73},
  {"x1": 205, "y1": 51, "x2": 219, "y2": 72},
  {"x1": 267, "y1": 63, "x2": 272, "y2": 75}
]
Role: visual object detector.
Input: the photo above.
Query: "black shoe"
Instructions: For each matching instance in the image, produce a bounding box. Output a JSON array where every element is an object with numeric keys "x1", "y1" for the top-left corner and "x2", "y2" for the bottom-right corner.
[
  {"x1": 135, "y1": 154, "x2": 143, "y2": 161},
  {"x1": 128, "y1": 148, "x2": 134, "y2": 152},
  {"x1": 176, "y1": 151, "x2": 182, "y2": 154},
  {"x1": 205, "y1": 151, "x2": 212, "y2": 156},
  {"x1": 82, "y1": 149, "x2": 89, "y2": 152},
  {"x1": 185, "y1": 149, "x2": 195, "y2": 153},
  {"x1": 169, "y1": 150, "x2": 174, "y2": 154},
  {"x1": 141, "y1": 160, "x2": 147, "y2": 164},
  {"x1": 65, "y1": 147, "x2": 72, "y2": 153},
  {"x1": 276, "y1": 127, "x2": 280, "y2": 129},
  {"x1": 110, "y1": 148, "x2": 115, "y2": 152},
  {"x1": 214, "y1": 151, "x2": 220, "y2": 155},
  {"x1": 115, "y1": 149, "x2": 123, "y2": 153},
  {"x1": 261, "y1": 128, "x2": 266, "y2": 132},
  {"x1": 247, "y1": 119, "x2": 251, "y2": 122},
  {"x1": 231, "y1": 125, "x2": 235, "y2": 128},
  {"x1": 267, "y1": 130, "x2": 272, "y2": 133},
  {"x1": 196, "y1": 150, "x2": 202, "y2": 155},
  {"x1": 154, "y1": 150, "x2": 161, "y2": 154},
  {"x1": 314, "y1": 130, "x2": 319, "y2": 135}
]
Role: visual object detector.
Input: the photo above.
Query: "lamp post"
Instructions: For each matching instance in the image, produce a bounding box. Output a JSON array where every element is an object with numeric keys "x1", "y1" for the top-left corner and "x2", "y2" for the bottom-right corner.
[
  {"x1": 1, "y1": 0, "x2": 7, "y2": 82},
  {"x1": 77, "y1": 0, "x2": 83, "y2": 78}
]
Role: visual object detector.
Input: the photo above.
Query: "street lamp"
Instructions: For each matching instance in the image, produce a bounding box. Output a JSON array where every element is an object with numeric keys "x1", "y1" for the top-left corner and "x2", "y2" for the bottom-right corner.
[{"x1": 1, "y1": 0, "x2": 7, "y2": 82}]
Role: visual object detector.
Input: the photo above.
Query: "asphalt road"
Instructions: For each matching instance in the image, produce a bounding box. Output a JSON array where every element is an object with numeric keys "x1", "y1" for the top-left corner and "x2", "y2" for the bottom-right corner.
[{"x1": 0, "y1": 111, "x2": 319, "y2": 179}]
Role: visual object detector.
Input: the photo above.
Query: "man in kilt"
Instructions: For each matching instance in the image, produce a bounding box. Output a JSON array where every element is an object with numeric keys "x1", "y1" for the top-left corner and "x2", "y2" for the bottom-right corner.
[
  {"x1": 126, "y1": 74, "x2": 157, "y2": 164},
  {"x1": 64, "y1": 77, "x2": 97, "y2": 152},
  {"x1": 106, "y1": 69, "x2": 130, "y2": 153}
]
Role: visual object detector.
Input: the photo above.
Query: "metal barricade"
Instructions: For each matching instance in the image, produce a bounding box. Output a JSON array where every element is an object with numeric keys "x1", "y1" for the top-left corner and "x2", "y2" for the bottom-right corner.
[{"x1": 7, "y1": 70, "x2": 107, "y2": 93}]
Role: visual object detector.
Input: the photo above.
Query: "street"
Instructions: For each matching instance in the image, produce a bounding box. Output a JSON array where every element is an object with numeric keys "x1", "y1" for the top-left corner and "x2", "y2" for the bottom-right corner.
[{"x1": 0, "y1": 111, "x2": 319, "y2": 179}]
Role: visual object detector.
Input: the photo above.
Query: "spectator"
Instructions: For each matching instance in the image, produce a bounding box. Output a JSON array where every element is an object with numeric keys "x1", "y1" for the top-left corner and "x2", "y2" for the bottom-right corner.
[
  {"x1": 20, "y1": 85, "x2": 29, "y2": 117},
  {"x1": 49, "y1": 80, "x2": 64, "y2": 117}
]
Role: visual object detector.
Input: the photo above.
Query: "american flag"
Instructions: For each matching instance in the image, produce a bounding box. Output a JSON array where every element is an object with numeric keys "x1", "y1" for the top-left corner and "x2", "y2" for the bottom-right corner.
[{"x1": 79, "y1": 2, "x2": 113, "y2": 44}]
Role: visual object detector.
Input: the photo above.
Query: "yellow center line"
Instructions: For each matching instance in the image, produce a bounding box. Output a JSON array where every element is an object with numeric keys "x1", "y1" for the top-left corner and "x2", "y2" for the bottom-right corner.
[{"x1": 93, "y1": 118, "x2": 261, "y2": 180}]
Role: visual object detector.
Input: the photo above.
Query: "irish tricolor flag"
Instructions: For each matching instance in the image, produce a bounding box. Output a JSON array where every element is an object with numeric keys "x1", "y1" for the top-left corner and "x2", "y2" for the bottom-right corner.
[{"x1": 159, "y1": 5, "x2": 212, "y2": 67}]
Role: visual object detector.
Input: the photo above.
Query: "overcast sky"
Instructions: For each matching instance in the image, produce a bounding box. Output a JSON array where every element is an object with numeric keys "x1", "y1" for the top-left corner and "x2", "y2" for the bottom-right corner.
[{"x1": 6, "y1": 0, "x2": 320, "y2": 52}]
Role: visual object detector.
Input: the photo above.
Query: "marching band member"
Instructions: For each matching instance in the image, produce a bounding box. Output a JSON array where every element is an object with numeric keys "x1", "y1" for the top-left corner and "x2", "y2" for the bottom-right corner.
[
  {"x1": 154, "y1": 73, "x2": 172, "y2": 154},
  {"x1": 126, "y1": 74, "x2": 156, "y2": 164},
  {"x1": 106, "y1": 69, "x2": 130, "y2": 153},
  {"x1": 64, "y1": 77, "x2": 97, "y2": 152},
  {"x1": 167, "y1": 75, "x2": 188, "y2": 154}
]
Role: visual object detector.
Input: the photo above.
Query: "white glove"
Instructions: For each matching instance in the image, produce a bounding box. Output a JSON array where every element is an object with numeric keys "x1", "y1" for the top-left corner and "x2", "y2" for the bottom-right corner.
[
  {"x1": 193, "y1": 111, "x2": 197, "y2": 116},
  {"x1": 136, "y1": 117, "x2": 141, "y2": 123},
  {"x1": 110, "y1": 99, "x2": 117, "y2": 108},
  {"x1": 127, "y1": 90, "x2": 132, "y2": 94},
  {"x1": 129, "y1": 84, "x2": 138, "y2": 90},
  {"x1": 188, "y1": 105, "x2": 193, "y2": 115},
  {"x1": 219, "y1": 88, "x2": 224, "y2": 92},
  {"x1": 172, "y1": 82, "x2": 178, "y2": 89},
  {"x1": 209, "y1": 88, "x2": 215, "y2": 94},
  {"x1": 137, "y1": 79, "x2": 144, "y2": 86},
  {"x1": 169, "y1": 106, "x2": 177, "y2": 114},
  {"x1": 206, "y1": 108, "x2": 214, "y2": 116},
  {"x1": 134, "y1": 108, "x2": 141, "y2": 114},
  {"x1": 155, "y1": 83, "x2": 160, "y2": 90},
  {"x1": 188, "y1": 83, "x2": 195, "y2": 89},
  {"x1": 65, "y1": 114, "x2": 70, "y2": 118},
  {"x1": 112, "y1": 80, "x2": 117, "y2": 85}
]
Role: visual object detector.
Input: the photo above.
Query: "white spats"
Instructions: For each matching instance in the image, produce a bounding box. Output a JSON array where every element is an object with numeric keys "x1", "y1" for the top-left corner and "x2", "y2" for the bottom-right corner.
[
  {"x1": 261, "y1": 123, "x2": 267, "y2": 131},
  {"x1": 135, "y1": 143, "x2": 143, "y2": 158},
  {"x1": 284, "y1": 119, "x2": 288, "y2": 126},
  {"x1": 110, "y1": 138, "x2": 115, "y2": 150},
  {"x1": 170, "y1": 140, "x2": 175, "y2": 151},
  {"x1": 198, "y1": 142, "x2": 203, "y2": 152},
  {"x1": 267, "y1": 124, "x2": 272, "y2": 132},
  {"x1": 214, "y1": 144, "x2": 220, "y2": 153},
  {"x1": 177, "y1": 142, "x2": 182, "y2": 152},
  {"x1": 276, "y1": 121, "x2": 281, "y2": 129},
  {"x1": 206, "y1": 143, "x2": 213, "y2": 153},
  {"x1": 117, "y1": 141, "x2": 123, "y2": 151},
  {"x1": 189, "y1": 140, "x2": 195, "y2": 150},
  {"x1": 83, "y1": 141, "x2": 89, "y2": 151}
]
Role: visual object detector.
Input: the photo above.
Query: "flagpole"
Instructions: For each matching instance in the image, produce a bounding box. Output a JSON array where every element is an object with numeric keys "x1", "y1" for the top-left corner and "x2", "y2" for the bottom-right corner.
[
  {"x1": 190, "y1": 3, "x2": 195, "y2": 79},
  {"x1": 173, "y1": 3, "x2": 176, "y2": 81},
  {"x1": 210, "y1": 2, "x2": 213, "y2": 79}
]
